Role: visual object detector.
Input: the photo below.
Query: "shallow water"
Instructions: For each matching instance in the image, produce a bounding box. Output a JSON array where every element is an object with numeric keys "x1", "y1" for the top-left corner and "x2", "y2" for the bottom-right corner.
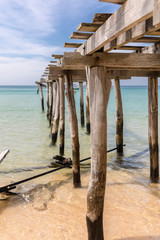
[{"x1": 0, "y1": 85, "x2": 160, "y2": 239}]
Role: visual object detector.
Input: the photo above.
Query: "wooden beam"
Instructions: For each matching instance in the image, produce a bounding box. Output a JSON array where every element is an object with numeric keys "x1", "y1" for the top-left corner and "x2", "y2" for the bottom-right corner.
[
  {"x1": 106, "y1": 69, "x2": 160, "y2": 77},
  {"x1": 99, "y1": 0, "x2": 126, "y2": 4},
  {"x1": 70, "y1": 32, "x2": 92, "y2": 40},
  {"x1": 64, "y1": 43, "x2": 82, "y2": 48},
  {"x1": 77, "y1": 23, "x2": 101, "y2": 32},
  {"x1": 59, "y1": 52, "x2": 160, "y2": 70},
  {"x1": 153, "y1": 0, "x2": 160, "y2": 28},
  {"x1": 77, "y1": 0, "x2": 154, "y2": 55},
  {"x1": 49, "y1": 66, "x2": 86, "y2": 78},
  {"x1": 104, "y1": 17, "x2": 157, "y2": 52},
  {"x1": 35, "y1": 81, "x2": 46, "y2": 87},
  {"x1": 92, "y1": 13, "x2": 112, "y2": 24}
]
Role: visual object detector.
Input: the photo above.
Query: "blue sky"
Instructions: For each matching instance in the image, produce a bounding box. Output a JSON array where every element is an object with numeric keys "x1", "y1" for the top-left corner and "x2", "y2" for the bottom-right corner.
[{"x1": 0, "y1": 0, "x2": 151, "y2": 85}]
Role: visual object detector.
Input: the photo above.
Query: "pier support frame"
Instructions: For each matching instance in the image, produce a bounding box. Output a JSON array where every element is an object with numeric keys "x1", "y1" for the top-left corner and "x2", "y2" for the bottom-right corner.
[
  {"x1": 148, "y1": 77, "x2": 159, "y2": 181},
  {"x1": 51, "y1": 80, "x2": 60, "y2": 145},
  {"x1": 86, "y1": 66, "x2": 111, "y2": 240},
  {"x1": 79, "y1": 82, "x2": 85, "y2": 127},
  {"x1": 59, "y1": 76, "x2": 65, "y2": 156},
  {"x1": 65, "y1": 73, "x2": 81, "y2": 188},
  {"x1": 113, "y1": 77, "x2": 123, "y2": 155}
]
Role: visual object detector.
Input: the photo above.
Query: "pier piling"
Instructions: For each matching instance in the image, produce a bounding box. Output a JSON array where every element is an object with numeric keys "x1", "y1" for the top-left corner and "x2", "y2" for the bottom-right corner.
[
  {"x1": 51, "y1": 80, "x2": 60, "y2": 145},
  {"x1": 65, "y1": 73, "x2": 81, "y2": 188},
  {"x1": 113, "y1": 77, "x2": 123, "y2": 155},
  {"x1": 59, "y1": 76, "x2": 65, "y2": 156},
  {"x1": 79, "y1": 82, "x2": 85, "y2": 127},
  {"x1": 85, "y1": 67, "x2": 90, "y2": 134},
  {"x1": 148, "y1": 77, "x2": 159, "y2": 181},
  {"x1": 86, "y1": 67, "x2": 111, "y2": 240}
]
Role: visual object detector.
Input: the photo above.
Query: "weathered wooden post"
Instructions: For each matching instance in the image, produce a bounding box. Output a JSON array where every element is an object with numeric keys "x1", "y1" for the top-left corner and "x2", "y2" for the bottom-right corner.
[
  {"x1": 52, "y1": 81, "x2": 57, "y2": 124},
  {"x1": 65, "y1": 73, "x2": 81, "y2": 188},
  {"x1": 113, "y1": 77, "x2": 123, "y2": 154},
  {"x1": 59, "y1": 75, "x2": 65, "y2": 156},
  {"x1": 86, "y1": 66, "x2": 111, "y2": 240},
  {"x1": 51, "y1": 80, "x2": 60, "y2": 145},
  {"x1": 85, "y1": 67, "x2": 90, "y2": 134},
  {"x1": 148, "y1": 77, "x2": 159, "y2": 181},
  {"x1": 46, "y1": 82, "x2": 50, "y2": 120},
  {"x1": 39, "y1": 85, "x2": 44, "y2": 112},
  {"x1": 48, "y1": 81, "x2": 53, "y2": 125},
  {"x1": 79, "y1": 82, "x2": 85, "y2": 127}
]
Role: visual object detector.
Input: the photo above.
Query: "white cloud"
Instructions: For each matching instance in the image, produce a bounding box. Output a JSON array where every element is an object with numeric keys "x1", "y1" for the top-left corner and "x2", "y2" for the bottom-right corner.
[
  {"x1": 0, "y1": 57, "x2": 49, "y2": 85},
  {"x1": 0, "y1": 0, "x2": 118, "y2": 85}
]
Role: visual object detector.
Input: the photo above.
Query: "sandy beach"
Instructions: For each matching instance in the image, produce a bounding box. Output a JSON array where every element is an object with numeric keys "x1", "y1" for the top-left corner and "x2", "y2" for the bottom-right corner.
[{"x1": 0, "y1": 166, "x2": 160, "y2": 240}]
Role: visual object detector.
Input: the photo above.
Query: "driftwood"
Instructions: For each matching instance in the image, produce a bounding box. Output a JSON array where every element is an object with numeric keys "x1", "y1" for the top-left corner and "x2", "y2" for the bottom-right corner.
[{"x1": 0, "y1": 150, "x2": 10, "y2": 164}]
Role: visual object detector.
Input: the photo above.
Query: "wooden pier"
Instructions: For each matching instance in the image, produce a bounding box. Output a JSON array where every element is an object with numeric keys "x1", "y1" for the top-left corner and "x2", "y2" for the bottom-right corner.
[{"x1": 36, "y1": 1, "x2": 160, "y2": 238}]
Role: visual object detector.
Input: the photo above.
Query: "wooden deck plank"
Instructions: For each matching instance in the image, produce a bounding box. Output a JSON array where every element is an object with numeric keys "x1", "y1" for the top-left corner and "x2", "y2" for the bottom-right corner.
[
  {"x1": 70, "y1": 32, "x2": 92, "y2": 40},
  {"x1": 64, "y1": 43, "x2": 82, "y2": 48},
  {"x1": 77, "y1": 0, "x2": 154, "y2": 55},
  {"x1": 92, "y1": 13, "x2": 112, "y2": 24},
  {"x1": 77, "y1": 23, "x2": 101, "y2": 32},
  {"x1": 133, "y1": 36, "x2": 160, "y2": 43},
  {"x1": 118, "y1": 46, "x2": 145, "y2": 51},
  {"x1": 99, "y1": 0, "x2": 126, "y2": 4},
  {"x1": 50, "y1": 61, "x2": 57, "y2": 63},
  {"x1": 52, "y1": 54, "x2": 63, "y2": 59}
]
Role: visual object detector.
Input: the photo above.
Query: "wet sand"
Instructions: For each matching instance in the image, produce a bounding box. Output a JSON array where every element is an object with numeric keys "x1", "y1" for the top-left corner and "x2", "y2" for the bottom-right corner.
[{"x1": 0, "y1": 166, "x2": 160, "y2": 240}]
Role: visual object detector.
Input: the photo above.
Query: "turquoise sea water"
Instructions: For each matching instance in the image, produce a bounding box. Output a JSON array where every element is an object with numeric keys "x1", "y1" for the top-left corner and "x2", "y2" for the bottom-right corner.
[{"x1": 0, "y1": 85, "x2": 159, "y2": 183}]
